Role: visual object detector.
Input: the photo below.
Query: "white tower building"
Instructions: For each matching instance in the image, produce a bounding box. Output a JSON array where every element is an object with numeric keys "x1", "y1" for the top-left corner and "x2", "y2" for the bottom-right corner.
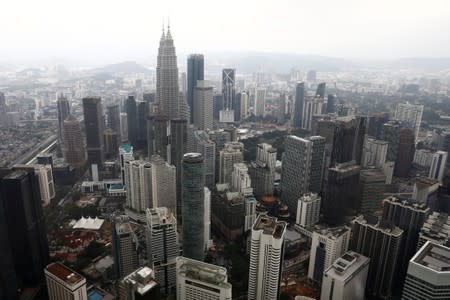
[
  {"x1": 296, "y1": 193, "x2": 321, "y2": 227},
  {"x1": 362, "y1": 138, "x2": 388, "y2": 168},
  {"x1": 219, "y1": 142, "x2": 244, "y2": 184},
  {"x1": 150, "y1": 155, "x2": 177, "y2": 215},
  {"x1": 395, "y1": 103, "x2": 423, "y2": 141},
  {"x1": 231, "y1": 163, "x2": 253, "y2": 196},
  {"x1": 254, "y1": 88, "x2": 266, "y2": 117},
  {"x1": 429, "y1": 151, "x2": 448, "y2": 183},
  {"x1": 45, "y1": 262, "x2": 87, "y2": 300},
  {"x1": 193, "y1": 80, "x2": 213, "y2": 131}
]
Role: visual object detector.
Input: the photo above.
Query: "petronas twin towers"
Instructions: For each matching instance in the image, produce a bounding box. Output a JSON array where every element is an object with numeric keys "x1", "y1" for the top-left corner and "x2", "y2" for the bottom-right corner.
[{"x1": 156, "y1": 24, "x2": 189, "y2": 120}]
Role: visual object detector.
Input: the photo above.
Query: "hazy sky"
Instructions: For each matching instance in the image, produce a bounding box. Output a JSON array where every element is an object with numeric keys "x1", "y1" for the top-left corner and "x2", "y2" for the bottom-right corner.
[{"x1": 2, "y1": 0, "x2": 450, "y2": 65}]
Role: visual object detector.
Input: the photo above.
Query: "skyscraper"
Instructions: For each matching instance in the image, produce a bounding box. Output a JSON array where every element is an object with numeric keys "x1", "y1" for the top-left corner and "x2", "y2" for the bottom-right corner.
[
  {"x1": 359, "y1": 168, "x2": 386, "y2": 213},
  {"x1": 156, "y1": 26, "x2": 182, "y2": 119},
  {"x1": 125, "y1": 95, "x2": 137, "y2": 146},
  {"x1": 296, "y1": 193, "x2": 321, "y2": 227},
  {"x1": 193, "y1": 80, "x2": 213, "y2": 130},
  {"x1": 192, "y1": 130, "x2": 216, "y2": 189},
  {"x1": 350, "y1": 215, "x2": 403, "y2": 299},
  {"x1": 395, "y1": 103, "x2": 423, "y2": 141},
  {"x1": 63, "y1": 115, "x2": 86, "y2": 168},
  {"x1": 308, "y1": 227, "x2": 350, "y2": 282},
  {"x1": 320, "y1": 251, "x2": 369, "y2": 300},
  {"x1": 281, "y1": 136, "x2": 312, "y2": 214},
  {"x1": 112, "y1": 220, "x2": 139, "y2": 279},
  {"x1": 395, "y1": 127, "x2": 415, "y2": 178},
  {"x1": 249, "y1": 143, "x2": 276, "y2": 199},
  {"x1": 146, "y1": 207, "x2": 179, "y2": 295},
  {"x1": 176, "y1": 257, "x2": 232, "y2": 300},
  {"x1": 330, "y1": 116, "x2": 367, "y2": 165},
  {"x1": 309, "y1": 135, "x2": 326, "y2": 193},
  {"x1": 401, "y1": 241, "x2": 450, "y2": 300},
  {"x1": 302, "y1": 96, "x2": 324, "y2": 131},
  {"x1": 362, "y1": 137, "x2": 388, "y2": 168},
  {"x1": 150, "y1": 155, "x2": 176, "y2": 214},
  {"x1": 219, "y1": 142, "x2": 244, "y2": 184},
  {"x1": 326, "y1": 94, "x2": 337, "y2": 114},
  {"x1": 45, "y1": 262, "x2": 87, "y2": 300},
  {"x1": 239, "y1": 91, "x2": 249, "y2": 121},
  {"x1": 254, "y1": 87, "x2": 266, "y2": 117},
  {"x1": 316, "y1": 82, "x2": 326, "y2": 98},
  {"x1": 124, "y1": 160, "x2": 152, "y2": 213},
  {"x1": 248, "y1": 214, "x2": 286, "y2": 300},
  {"x1": 293, "y1": 82, "x2": 305, "y2": 128},
  {"x1": 187, "y1": 54, "x2": 204, "y2": 123},
  {"x1": 82, "y1": 97, "x2": 104, "y2": 166},
  {"x1": 382, "y1": 120, "x2": 401, "y2": 162},
  {"x1": 0, "y1": 168, "x2": 49, "y2": 297},
  {"x1": 136, "y1": 100, "x2": 148, "y2": 148},
  {"x1": 56, "y1": 94, "x2": 70, "y2": 147},
  {"x1": 429, "y1": 151, "x2": 448, "y2": 183},
  {"x1": 107, "y1": 103, "x2": 121, "y2": 134},
  {"x1": 231, "y1": 163, "x2": 253, "y2": 196},
  {"x1": 182, "y1": 153, "x2": 205, "y2": 261},
  {"x1": 220, "y1": 68, "x2": 236, "y2": 122},
  {"x1": 119, "y1": 144, "x2": 133, "y2": 185}
]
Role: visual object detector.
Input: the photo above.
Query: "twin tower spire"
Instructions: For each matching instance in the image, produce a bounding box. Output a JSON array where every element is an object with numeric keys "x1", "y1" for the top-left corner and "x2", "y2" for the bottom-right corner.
[{"x1": 160, "y1": 18, "x2": 172, "y2": 41}]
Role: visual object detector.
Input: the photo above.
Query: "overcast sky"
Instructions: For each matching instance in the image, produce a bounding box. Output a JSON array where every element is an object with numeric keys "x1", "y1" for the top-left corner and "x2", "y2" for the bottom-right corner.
[{"x1": 2, "y1": 0, "x2": 450, "y2": 65}]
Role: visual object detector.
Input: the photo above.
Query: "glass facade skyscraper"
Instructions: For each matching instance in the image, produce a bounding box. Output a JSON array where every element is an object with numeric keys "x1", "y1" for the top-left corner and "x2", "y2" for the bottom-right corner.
[{"x1": 187, "y1": 54, "x2": 204, "y2": 123}]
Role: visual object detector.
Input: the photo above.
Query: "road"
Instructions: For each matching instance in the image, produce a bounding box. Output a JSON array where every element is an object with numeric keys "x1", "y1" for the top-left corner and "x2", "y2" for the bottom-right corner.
[{"x1": 9, "y1": 135, "x2": 58, "y2": 167}]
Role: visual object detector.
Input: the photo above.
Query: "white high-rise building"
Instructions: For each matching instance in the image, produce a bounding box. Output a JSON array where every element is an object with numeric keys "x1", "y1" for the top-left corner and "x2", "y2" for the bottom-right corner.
[
  {"x1": 192, "y1": 130, "x2": 216, "y2": 189},
  {"x1": 281, "y1": 136, "x2": 313, "y2": 214},
  {"x1": 146, "y1": 207, "x2": 179, "y2": 295},
  {"x1": 401, "y1": 242, "x2": 450, "y2": 300},
  {"x1": 413, "y1": 149, "x2": 434, "y2": 168},
  {"x1": 193, "y1": 80, "x2": 213, "y2": 130},
  {"x1": 124, "y1": 160, "x2": 152, "y2": 212},
  {"x1": 302, "y1": 96, "x2": 325, "y2": 131},
  {"x1": 256, "y1": 143, "x2": 277, "y2": 169},
  {"x1": 240, "y1": 91, "x2": 249, "y2": 120},
  {"x1": 248, "y1": 214, "x2": 287, "y2": 300},
  {"x1": 231, "y1": 163, "x2": 253, "y2": 196},
  {"x1": 120, "y1": 112, "x2": 128, "y2": 143},
  {"x1": 150, "y1": 155, "x2": 177, "y2": 215},
  {"x1": 244, "y1": 196, "x2": 257, "y2": 232},
  {"x1": 296, "y1": 193, "x2": 321, "y2": 227},
  {"x1": 429, "y1": 151, "x2": 448, "y2": 183},
  {"x1": 204, "y1": 187, "x2": 212, "y2": 251},
  {"x1": 45, "y1": 262, "x2": 87, "y2": 300},
  {"x1": 320, "y1": 251, "x2": 370, "y2": 300},
  {"x1": 254, "y1": 88, "x2": 266, "y2": 117},
  {"x1": 362, "y1": 138, "x2": 388, "y2": 168},
  {"x1": 308, "y1": 227, "x2": 351, "y2": 282},
  {"x1": 395, "y1": 103, "x2": 423, "y2": 141},
  {"x1": 33, "y1": 164, "x2": 55, "y2": 206},
  {"x1": 219, "y1": 142, "x2": 244, "y2": 184},
  {"x1": 176, "y1": 257, "x2": 232, "y2": 300}
]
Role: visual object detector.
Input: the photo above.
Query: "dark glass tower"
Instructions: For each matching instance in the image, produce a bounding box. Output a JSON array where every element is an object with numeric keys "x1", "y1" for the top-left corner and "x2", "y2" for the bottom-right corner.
[
  {"x1": 106, "y1": 104, "x2": 121, "y2": 135},
  {"x1": 0, "y1": 168, "x2": 49, "y2": 298},
  {"x1": 187, "y1": 54, "x2": 204, "y2": 123},
  {"x1": 126, "y1": 95, "x2": 137, "y2": 147},
  {"x1": 293, "y1": 82, "x2": 305, "y2": 128},
  {"x1": 82, "y1": 97, "x2": 105, "y2": 166},
  {"x1": 56, "y1": 94, "x2": 70, "y2": 147},
  {"x1": 222, "y1": 69, "x2": 236, "y2": 112},
  {"x1": 394, "y1": 127, "x2": 415, "y2": 178},
  {"x1": 182, "y1": 153, "x2": 205, "y2": 261},
  {"x1": 326, "y1": 94, "x2": 337, "y2": 114},
  {"x1": 136, "y1": 100, "x2": 147, "y2": 148},
  {"x1": 316, "y1": 82, "x2": 326, "y2": 98}
]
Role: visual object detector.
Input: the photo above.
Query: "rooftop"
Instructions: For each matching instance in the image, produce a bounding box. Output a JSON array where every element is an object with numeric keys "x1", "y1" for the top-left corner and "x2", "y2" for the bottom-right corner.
[
  {"x1": 325, "y1": 251, "x2": 370, "y2": 281},
  {"x1": 46, "y1": 262, "x2": 84, "y2": 286},
  {"x1": 414, "y1": 242, "x2": 450, "y2": 272},
  {"x1": 177, "y1": 257, "x2": 232, "y2": 288},
  {"x1": 119, "y1": 144, "x2": 133, "y2": 153},
  {"x1": 73, "y1": 217, "x2": 104, "y2": 230},
  {"x1": 122, "y1": 267, "x2": 159, "y2": 296},
  {"x1": 253, "y1": 214, "x2": 286, "y2": 239}
]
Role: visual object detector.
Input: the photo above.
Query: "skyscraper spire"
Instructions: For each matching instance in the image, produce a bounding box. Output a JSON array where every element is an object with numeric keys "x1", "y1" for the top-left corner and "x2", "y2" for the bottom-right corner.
[{"x1": 160, "y1": 19, "x2": 165, "y2": 41}]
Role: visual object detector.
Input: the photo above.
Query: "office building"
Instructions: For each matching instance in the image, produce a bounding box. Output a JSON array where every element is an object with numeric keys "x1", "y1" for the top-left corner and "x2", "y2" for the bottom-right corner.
[
  {"x1": 395, "y1": 103, "x2": 423, "y2": 141},
  {"x1": 350, "y1": 215, "x2": 403, "y2": 299},
  {"x1": 193, "y1": 80, "x2": 213, "y2": 130},
  {"x1": 119, "y1": 267, "x2": 161, "y2": 300},
  {"x1": 382, "y1": 120, "x2": 401, "y2": 162},
  {"x1": 326, "y1": 94, "x2": 337, "y2": 114},
  {"x1": 281, "y1": 136, "x2": 312, "y2": 214},
  {"x1": 208, "y1": 129, "x2": 231, "y2": 182},
  {"x1": 231, "y1": 163, "x2": 253, "y2": 196},
  {"x1": 244, "y1": 196, "x2": 257, "y2": 232},
  {"x1": 358, "y1": 168, "x2": 386, "y2": 213},
  {"x1": 331, "y1": 116, "x2": 367, "y2": 165},
  {"x1": 34, "y1": 164, "x2": 55, "y2": 206},
  {"x1": 239, "y1": 91, "x2": 249, "y2": 121},
  {"x1": 146, "y1": 207, "x2": 179, "y2": 295},
  {"x1": 103, "y1": 128, "x2": 119, "y2": 159},
  {"x1": 156, "y1": 26, "x2": 183, "y2": 119},
  {"x1": 150, "y1": 155, "x2": 177, "y2": 214},
  {"x1": 204, "y1": 187, "x2": 212, "y2": 250},
  {"x1": 395, "y1": 127, "x2": 415, "y2": 177},
  {"x1": 254, "y1": 87, "x2": 266, "y2": 117},
  {"x1": 309, "y1": 136, "x2": 326, "y2": 193},
  {"x1": 124, "y1": 160, "x2": 152, "y2": 213},
  {"x1": 293, "y1": 82, "x2": 305, "y2": 128},
  {"x1": 362, "y1": 138, "x2": 388, "y2": 168},
  {"x1": 0, "y1": 168, "x2": 49, "y2": 298},
  {"x1": 107, "y1": 103, "x2": 121, "y2": 136},
  {"x1": 249, "y1": 143, "x2": 276, "y2": 199},
  {"x1": 413, "y1": 177, "x2": 440, "y2": 204},
  {"x1": 302, "y1": 96, "x2": 324, "y2": 131},
  {"x1": 187, "y1": 54, "x2": 204, "y2": 123},
  {"x1": 296, "y1": 193, "x2": 321, "y2": 227},
  {"x1": 414, "y1": 149, "x2": 434, "y2": 168},
  {"x1": 382, "y1": 196, "x2": 430, "y2": 285},
  {"x1": 120, "y1": 112, "x2": 128, "y2": 143},
  {"x1": 62, "y1": 115, "x2": 86, "y2": 168},
  {"x1": 82, "y1": 97, "x2": 105, "y2": 166},
  {"x1": 308, "y1": 227, "x2": 350, "y2": 282},
  {"x1": 112, "y1": 221, "x2": 139, "y2": 279},
  {"x1": 320, "y1": 251, "x2": 369, "y2": 300},
  {"x1": 323, "y1": 162, "x2": 360, "y2": 225},
  {"x1": 307, "y1": 70, "x2": 317, "y2": 82},
  {"x1": 219, "y1": 142, "x2": 244, "y2": 184},
  {"x1": 367, "y1": 112, "x2": 390, "y2": 139},
  {"x1": 316, "y1": 82, "x2": 326, "y2": 98},
  {"x1": 429, "y1": 151, "x2": 448, "y2": 183},
  {"x1": 45, "y1": 262, "x2": 87, "y2": 300},
  {"x1": 126, "y1": 95, "x2": 137, "y2": 146},
  {"x1": 417, "y1": 212, "x2": 450, "y2": 249},
  {"x1": 192, "y1": 130, "x2": 216, "y2": 189},
  {"x1": 221, "y1": 68, "x2": 236, "y2": 122},
  {"x1": 401, "y1": 241, "x2": 450, "y2": 300},
  {"x1": 182, "y1": 153, "x2": 205, "y2": 261},
  {"x1": 119, "y1": 144, "x2": 133, "y2": 185},
  {"x1": 176, "y1": 257, "x2": 232, "y2": 300},
  {"x1": 136, "y1": 101, "x2": 148, "y2": 148},
  {"x1": 57, "y1": 94, "x2": 70, "y2": 147},
  {"x1": 248, "y1": 215, "x2": 286, "y2": 300}
]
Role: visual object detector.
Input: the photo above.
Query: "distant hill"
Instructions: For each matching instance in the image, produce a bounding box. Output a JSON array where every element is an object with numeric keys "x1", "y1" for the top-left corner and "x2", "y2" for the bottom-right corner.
[{"x1": 94, "y1": 61, "x2": 151, "y2": 74}]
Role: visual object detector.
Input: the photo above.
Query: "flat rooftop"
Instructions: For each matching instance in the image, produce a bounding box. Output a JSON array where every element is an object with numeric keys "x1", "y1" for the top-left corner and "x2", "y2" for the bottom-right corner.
[
  {"x1": 46, "y1": 262, "x2": 84, "y2": 286},
  {"x1": 253, "y1": 214, "x2": 286, "y2": 239},
  {"x1": 177, "y1": 257, "x2": 231, "y2": 288},
  {"x1": 325, "y1": 251, "x2": 369, "y2": 281},
  {"x1": 414, "y1": 242, "x2": 450, "y2": 272}
]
